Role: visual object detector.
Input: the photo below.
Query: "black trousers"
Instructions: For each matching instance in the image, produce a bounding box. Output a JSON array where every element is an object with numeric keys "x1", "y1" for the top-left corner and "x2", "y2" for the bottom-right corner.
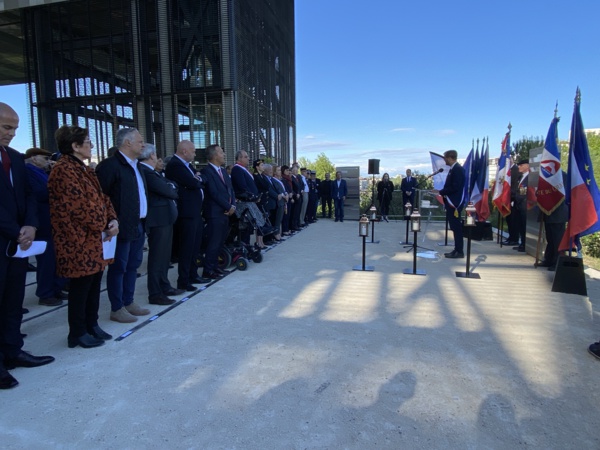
[
  {"x1": 68, "y1": 271, "x2": 103, "y2": 339},
  {"x1": 446, "y1": 207, "x2": 464, "y2": 253},
  {"x1": 544, "y1": 221, "x2": 566, "y2": 264},
  {"x1": 0, "y1": 255, "x2": 27, "y2": 361},
  {"x1": 147, "y1": 224, "x2": 174, "y2": 297},
  {"x1": 320, "y1": 196, "x2": 332, "y2": 217},
  {"x1": 204, "y1": 215, "x2": 229, "y2": 273},
  {"x1": 175, "y1": 216, "x2": 203, "y2": 287}
]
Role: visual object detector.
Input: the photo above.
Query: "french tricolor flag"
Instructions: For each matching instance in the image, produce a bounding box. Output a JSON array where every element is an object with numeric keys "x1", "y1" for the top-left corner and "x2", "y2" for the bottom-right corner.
[{"x1": 559, "y1": 88, "x2": 600, "y2": 251}]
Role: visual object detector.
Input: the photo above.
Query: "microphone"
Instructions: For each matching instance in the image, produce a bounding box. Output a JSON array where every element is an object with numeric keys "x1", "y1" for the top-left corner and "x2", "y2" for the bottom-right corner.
[{"x1": 426, "y1": 168, "x2": 444, "y2": 179}]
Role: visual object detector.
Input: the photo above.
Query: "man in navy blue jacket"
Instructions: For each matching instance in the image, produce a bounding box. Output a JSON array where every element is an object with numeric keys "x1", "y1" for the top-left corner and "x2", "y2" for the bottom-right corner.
[
  {"x1": 331, "y1": 171, "x2": 348, "y2": 222},
  {"x1": 438, "y1": 150, "x2": 466, "y2": 258},
  {"x1": 201, "y1": 145, "x2": 236, "y2": 279},
  {"x1": 0, "y1": 102, "x2": 54, "y2": 390}
]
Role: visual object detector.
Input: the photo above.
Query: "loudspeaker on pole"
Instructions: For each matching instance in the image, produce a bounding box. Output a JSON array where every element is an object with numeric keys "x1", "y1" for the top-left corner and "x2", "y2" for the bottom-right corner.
[{"x1": 368, "y1": 159, "x2": 380, "y2": 175}]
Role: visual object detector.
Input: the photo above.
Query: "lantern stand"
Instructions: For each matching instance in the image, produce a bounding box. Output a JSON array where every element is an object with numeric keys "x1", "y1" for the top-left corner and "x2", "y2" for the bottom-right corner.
[
  {"x1": 437, "y1": 217, "x2": 451, "y2": 247},
  {"x1": 368, "y1": 205, "x2": 379, "y2": 244},
  {"x1": 456, "y1": 202, "x2": 481, "y2": 279},
  {"x1": 403, "y1": 209, "x2": 426, "y2": 276},
  {"x1": 353, "y1": 215, "x2": 374, "y2": 271},
  {"x1": 400, "y1": 202, "x2": 413, "y2": 246}
]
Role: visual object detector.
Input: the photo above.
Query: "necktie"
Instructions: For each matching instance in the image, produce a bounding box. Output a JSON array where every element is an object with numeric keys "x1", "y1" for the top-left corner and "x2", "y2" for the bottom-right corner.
[
  {"x1": 0, "y1": 146, "x2": 11, "y2": 178},
  {"x1": 217, "y1": 167, "x2": 225, "y2": 183}
]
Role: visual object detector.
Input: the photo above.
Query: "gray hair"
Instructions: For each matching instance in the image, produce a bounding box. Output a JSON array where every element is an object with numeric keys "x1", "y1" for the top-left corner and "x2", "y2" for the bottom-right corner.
[
  {"x1": 116, "y1": 127, "x2": 139, "y2": 149},
  {"x1": 235, "y1": 150, "x2": 246, "y2": 162},
  {"x1": 206, "y1": 144, "x2": 220, "y2": 161},
  {"x1": 139, "y1": 143, "x2": 156, "y2": 161},
  {"x1": 263, "y1": 163, "x2": 272, "y2": 173}
]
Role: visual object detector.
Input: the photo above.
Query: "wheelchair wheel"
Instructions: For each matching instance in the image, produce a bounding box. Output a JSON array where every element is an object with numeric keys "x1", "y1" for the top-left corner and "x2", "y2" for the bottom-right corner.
[
  {"x1": 252, "y1": 252, "x2": 263, "y2": 263},
  {"x1": 218, "y1": 247, "x2": 233, "y2": 269},
  {"x1": 236, "y1": 257, "x2": 249, "y2": 271}
]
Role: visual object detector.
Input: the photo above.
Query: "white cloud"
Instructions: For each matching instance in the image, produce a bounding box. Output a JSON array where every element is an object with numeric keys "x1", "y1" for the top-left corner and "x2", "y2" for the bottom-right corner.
[
  {"x1": 434, "y1": 129, "x2": 457, "y2": 136},
  {"x1": 390, "y1": 127, "x2": 416, "y2": 133}
]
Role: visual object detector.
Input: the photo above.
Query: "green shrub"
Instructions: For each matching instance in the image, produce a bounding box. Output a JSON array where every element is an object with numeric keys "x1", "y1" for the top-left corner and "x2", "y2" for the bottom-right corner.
[{"x1": 582, "y1": 233, "x2": 600, "y2": 258}]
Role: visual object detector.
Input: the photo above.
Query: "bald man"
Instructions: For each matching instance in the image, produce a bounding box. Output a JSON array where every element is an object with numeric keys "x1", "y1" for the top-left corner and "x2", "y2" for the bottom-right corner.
[
  {"x1": 165, "y1": 141, "x2": 209, "y2": 291},
  {"x1": 0, "y1": 102, "x2": 54, "y2": 389}
]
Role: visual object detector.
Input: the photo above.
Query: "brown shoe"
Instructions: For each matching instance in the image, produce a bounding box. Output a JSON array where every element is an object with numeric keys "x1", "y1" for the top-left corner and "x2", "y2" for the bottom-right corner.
[
  {"x1": 125, "y1": 302, "x2": 150, "y2": 316},
  {"x1": 148, "y1": 295, "x2": 176, "y2": 306},
  {"x1": 110, "y1": 307, "x2": 138, "y2": 323}
]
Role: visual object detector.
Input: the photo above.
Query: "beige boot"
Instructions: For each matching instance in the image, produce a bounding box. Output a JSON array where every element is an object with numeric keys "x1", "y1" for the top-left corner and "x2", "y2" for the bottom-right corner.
[
  {"x1": 125, "y1": 302, "x2": 150, "y2": 316},
  {"x1": 110, "y1": 307, "x2": 138, "y2": 323}
]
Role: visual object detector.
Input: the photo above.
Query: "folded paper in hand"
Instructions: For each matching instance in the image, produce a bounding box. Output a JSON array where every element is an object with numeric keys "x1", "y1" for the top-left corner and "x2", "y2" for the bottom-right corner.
[{"x1": 6, "y1": 240, "x2": 47, "y2": 258}]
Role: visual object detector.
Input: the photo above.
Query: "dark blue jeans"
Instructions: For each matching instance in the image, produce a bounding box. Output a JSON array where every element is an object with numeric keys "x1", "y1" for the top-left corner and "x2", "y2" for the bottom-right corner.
[
  {"x1": 334, "y1": 197, "x2": 344, "y2": 220},
  {"x1": 106, "y1": 223, "x2": 145, "y2": 312}
]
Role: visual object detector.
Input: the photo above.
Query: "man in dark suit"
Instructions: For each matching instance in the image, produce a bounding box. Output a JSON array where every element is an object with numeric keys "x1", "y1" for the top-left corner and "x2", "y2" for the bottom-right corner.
[
  {"x1": 24, "y1": 147, "x2": 66, "y2": 307},
  {"x1": 503, "y1": 162, "x2": 520, "y2": 245},
  {"x1": 165, "y1": 140, "x2": 209, "y2": 291},
  {"x1": 201, "y1": 145, "x2": 236, "y2": 279},
  {"x1": 139, "y1": 144, "x2": 181, "y2": 304},
  {"x1": 319, "y1": 172, "x2": 332, "y2": 218},
  {"x1": 331, "y1": 170, "x2": 348, "y2": 222},
  {"x1": 512, "y1": 159, "x2": 530, "y2": 252},
  {"x1": 438, "y1": 150, "x2": 466, "y2": 258},
  {"x1": 401, "y1": 169, "x2": 418, "y2": 211},
  {"x1": 0, "y1": 102, "x2": 54, "y2": 390},
  {"x1": 230, "y1": 150, "x2": 259, "y2": 243}
]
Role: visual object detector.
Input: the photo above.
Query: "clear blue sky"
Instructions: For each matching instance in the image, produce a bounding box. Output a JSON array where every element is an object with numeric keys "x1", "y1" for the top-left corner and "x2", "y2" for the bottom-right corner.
[
  {"x1": 2, "y1": 0, "x2": 599, "y2": 177},
  {"x1": 295, "y1": 0, "x2": 600, "y2": 176}
]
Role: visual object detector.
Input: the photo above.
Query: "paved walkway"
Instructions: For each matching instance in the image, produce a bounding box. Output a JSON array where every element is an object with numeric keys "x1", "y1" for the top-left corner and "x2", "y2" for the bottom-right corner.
[{"x1": 3, "y1": 219, "x2": 600, "y2": 449}]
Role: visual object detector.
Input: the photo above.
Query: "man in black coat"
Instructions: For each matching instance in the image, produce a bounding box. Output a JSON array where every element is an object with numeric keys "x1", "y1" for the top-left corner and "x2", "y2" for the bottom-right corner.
[
  {"x1": 512, "y1": 159, "x2": 530, "y2": 252},
  {"x1": 139, "y1": 144, "x2": 181, "y2": 304},
  {"x1": 0, "y1": 102, "x2": 54, "y2": 390},
  {"x1": 201, "y1": 145, "x2": 236, "y2": 279},
  {"x1": 319, "y1": 172, "x2": 332, "y2": 218},
  {"x1": 165, "y1": 140, "x2": 208, "y2": 290},
  {"x1": 538, "y1": 171, "x2": 568, "y2": 271},
  {"x1": 96, "y1": 127, "x2": 151, "y2": 323}
]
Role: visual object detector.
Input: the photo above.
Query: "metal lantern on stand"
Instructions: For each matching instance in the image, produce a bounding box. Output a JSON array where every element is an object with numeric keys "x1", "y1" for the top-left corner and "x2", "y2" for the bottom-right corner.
[
  {"x1": 456, "y1": 202, "x2": 480, "y2": 279},
  {"x1": 368, "y1": 205, "x2": 379, "y2": 244},
  {"x1": 354, "y1": 215, "x2": 374, "y2": 271},
  {"x1": 400, "y1": 201, "x2": 413, "y2": 246},
  {"x1": 404, "y1": 208, "x2": 425, "y2": 276},
  {"x1": 410, "y1": 208, "x2": 421, "y2": 232}
]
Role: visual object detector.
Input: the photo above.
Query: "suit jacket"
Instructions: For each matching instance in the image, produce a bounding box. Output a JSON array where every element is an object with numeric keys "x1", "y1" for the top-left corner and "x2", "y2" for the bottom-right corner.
[
  {"x1": 377, "y1": 180, "x2": 395, "y2": 203},
  {"x1": 331, "y1": 178, "x2": 348, "y2": 199},
  {"x1": 96, "y1": 150, "x2": 148, "y2": 240},
  {"x1": 0, "y1": 146, "x2": 38, "y2": 252},
  {"x1": 200, "y1": 163, "x2": 235, "y2": 219},
  {"x1": 230, "y1": 164, "x2": 259, "y2": 199},
  {"x1": 139, "y1": 164, "x2": 178, "y2": 228},
  {"x1": 165, "y1": 156, "x2": 204, "y2": 219},
  {"x1": 271, "y1": 177, "x2": 287, "y2": 207},
  {"x1": 264, "y1": 176, "x2": 280, "y2": 210},
  {"x1": 439, "y1": 162, "x2": 466, "y2": 210},
  {"x1": 400, "y1": 177, "x2": 417, "y2": 200}
]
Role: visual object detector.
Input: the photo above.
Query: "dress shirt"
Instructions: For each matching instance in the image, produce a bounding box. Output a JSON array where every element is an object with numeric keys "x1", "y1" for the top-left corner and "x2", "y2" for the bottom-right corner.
[{"x1": 119, "y1": 150, "x2": 147, "y2": 219}]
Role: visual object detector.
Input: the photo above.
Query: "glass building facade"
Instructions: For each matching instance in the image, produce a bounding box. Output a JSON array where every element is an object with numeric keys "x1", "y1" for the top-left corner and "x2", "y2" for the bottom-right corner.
[{"x1": 0, "y1": 0, "x2": 295, "y2": 165}]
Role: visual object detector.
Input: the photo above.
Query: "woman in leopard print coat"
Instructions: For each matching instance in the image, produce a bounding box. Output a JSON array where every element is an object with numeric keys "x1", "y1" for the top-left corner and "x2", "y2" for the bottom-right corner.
[{"x1": 48, "y1": 125, "x2": 119, "y2": 349}]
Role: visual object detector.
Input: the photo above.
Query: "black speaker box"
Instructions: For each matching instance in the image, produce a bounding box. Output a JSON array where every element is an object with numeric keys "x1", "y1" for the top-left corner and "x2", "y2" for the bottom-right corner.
[
  {"x1": 552, "y1": 255, "x2": 587, "y2": 296},
  {"x1": 468, "y1": 221, "x2": 493, "y2": 241},
  {"x1": 368, "y1": 159, "x2": 380, "y2": 175}
]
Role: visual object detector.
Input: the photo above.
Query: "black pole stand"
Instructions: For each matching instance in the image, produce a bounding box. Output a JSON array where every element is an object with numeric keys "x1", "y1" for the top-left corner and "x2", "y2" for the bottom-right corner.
[
  {"x1": 456, "y1": 227, "x2": 480, "y2": 279},
  {"x1": 403, "y1": 231, "x2": 426, "y2": 276},
  {"x1": 353, "y1": 235, "x2": 374, "y2": 271},
  {"x1": 400, "y1": 216, "x2": 413, "y2": 246},
  {"x1": 368, "y1": 218, "x2": 380, "y2": 244},
  {"x1": 437, "y1": 217, "x2": 451, "y2": 247}
]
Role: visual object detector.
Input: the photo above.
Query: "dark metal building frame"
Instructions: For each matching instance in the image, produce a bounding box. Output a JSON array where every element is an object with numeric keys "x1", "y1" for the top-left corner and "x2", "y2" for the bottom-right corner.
[{"x1": 1, "y1": 0, "x2": 295, "y2": 165}]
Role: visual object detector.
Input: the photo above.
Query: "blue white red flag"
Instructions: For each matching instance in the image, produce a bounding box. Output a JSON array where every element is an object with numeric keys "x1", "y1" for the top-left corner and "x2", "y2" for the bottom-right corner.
[
  {"x1": 492, "y1": 130, "x2": 512, "y2": 217},
  {"x1": 537, "y1": 117, "x2": 565, "y2": 215},
  {"x1": 462, "y1": 148, "x2": 474, "y2": 209},
  {"x1": 472, "y1": 138, "x2": 490, "y2": 221},
  {"x1": 559, "y1": 89, "x2": 600, "y2": 251},
  {"x1": 430, "y1": 151, "x2": 450, "y2": 204}
]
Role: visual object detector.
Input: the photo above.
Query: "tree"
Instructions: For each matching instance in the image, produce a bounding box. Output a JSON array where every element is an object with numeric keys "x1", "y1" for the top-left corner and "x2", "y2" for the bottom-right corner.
[{"x1": 512, "y1": 135, "x2": 545, "y2": 162}]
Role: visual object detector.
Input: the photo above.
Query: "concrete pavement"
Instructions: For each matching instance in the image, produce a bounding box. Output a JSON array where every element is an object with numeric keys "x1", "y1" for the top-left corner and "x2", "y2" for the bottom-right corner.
[{"x1": 3, "y1": 218, "x2": 600, "y2": 449}]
